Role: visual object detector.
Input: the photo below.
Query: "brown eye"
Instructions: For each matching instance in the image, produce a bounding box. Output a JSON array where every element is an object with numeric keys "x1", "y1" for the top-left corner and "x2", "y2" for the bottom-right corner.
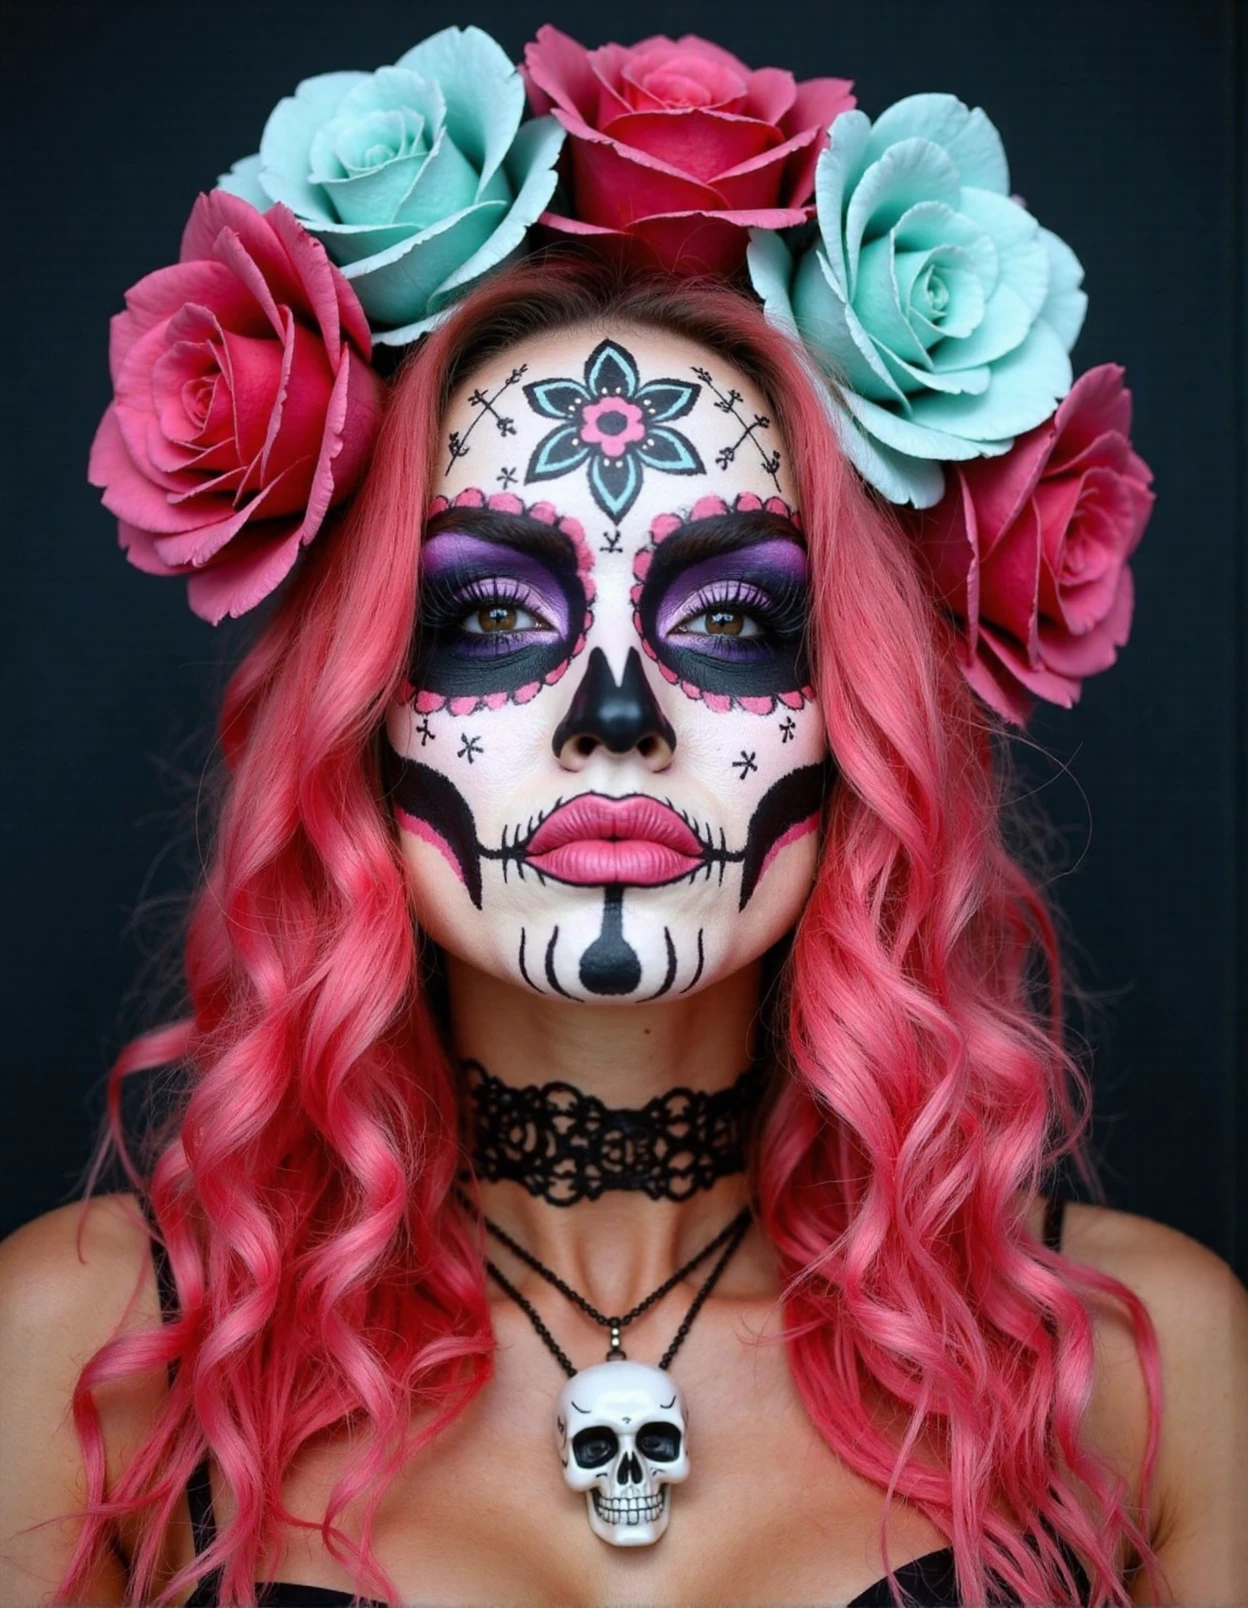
[
  {"x1": 674, "y1": 606, "x2": 762, "y2": 640},
  {"x1": 461, "y1": 602, "x2": 548, "y2": 636}
]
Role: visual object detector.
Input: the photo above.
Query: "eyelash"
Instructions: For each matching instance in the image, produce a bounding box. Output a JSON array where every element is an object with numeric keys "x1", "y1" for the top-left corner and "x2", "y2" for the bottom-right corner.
[
  {"x1": 669, "y1": 580, "x2": 804, "y2": 644},
  {"x1": 422, "y1": 577, "x2": 556, "y2": 641}
]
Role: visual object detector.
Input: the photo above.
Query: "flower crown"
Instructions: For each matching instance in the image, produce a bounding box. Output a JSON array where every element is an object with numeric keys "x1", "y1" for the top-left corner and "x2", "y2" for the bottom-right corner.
[{"x1": 88, "y1": 25, "x2": 1153, "y2": 726}]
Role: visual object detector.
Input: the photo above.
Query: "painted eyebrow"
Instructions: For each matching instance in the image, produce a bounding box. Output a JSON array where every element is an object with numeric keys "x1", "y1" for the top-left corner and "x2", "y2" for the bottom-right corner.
[
  {"x1": 421, "y1": 507, "x2": 579, "y2": 565},
  {"x1": 646, "y1": 511, "x2": 805, "y2": 567}
]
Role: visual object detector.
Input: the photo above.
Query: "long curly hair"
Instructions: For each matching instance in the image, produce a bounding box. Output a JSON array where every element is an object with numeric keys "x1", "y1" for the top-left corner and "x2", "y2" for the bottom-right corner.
[{"x1": 57, "y1": 257, "x2": 1164, "y2": 1607}]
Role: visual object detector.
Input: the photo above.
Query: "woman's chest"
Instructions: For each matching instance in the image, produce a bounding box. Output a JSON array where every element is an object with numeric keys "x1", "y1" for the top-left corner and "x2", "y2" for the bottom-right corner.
[{"x1": 225, "y1": 1309, "x2": 958, "y2": 1606}]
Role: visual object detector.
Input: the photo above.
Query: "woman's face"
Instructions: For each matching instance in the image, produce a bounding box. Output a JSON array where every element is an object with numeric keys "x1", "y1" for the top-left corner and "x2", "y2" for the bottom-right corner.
[{"x1": 383, "y1": 324, "x2": 828, "y2": 1002}]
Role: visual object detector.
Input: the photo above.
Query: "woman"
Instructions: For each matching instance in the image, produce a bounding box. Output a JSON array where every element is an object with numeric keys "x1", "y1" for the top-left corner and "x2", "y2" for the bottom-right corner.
[
  {"x1": 0, "y1": 258, "x2": 1242, "y2": 1608},
  {"x1": 1, "y1": 19, "x2": 1244, "y2": 1599}
]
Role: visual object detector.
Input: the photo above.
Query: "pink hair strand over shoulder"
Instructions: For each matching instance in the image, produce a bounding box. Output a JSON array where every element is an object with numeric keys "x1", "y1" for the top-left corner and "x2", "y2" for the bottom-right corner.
[{"x1": 58, "y1": 258, "x2": 1164, "y2": 1608}]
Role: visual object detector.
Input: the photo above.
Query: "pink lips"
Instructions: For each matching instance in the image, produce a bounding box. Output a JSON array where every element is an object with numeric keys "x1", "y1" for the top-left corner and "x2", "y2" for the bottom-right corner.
[{"x1": 526, "y1": 794, "x2": 704, "y2": 885}]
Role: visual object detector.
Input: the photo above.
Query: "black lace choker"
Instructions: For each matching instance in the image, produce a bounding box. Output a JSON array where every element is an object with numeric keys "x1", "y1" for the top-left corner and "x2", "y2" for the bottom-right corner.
[{"x1": 461, "y1": 1059, "x2": 764, "y2": 1206}]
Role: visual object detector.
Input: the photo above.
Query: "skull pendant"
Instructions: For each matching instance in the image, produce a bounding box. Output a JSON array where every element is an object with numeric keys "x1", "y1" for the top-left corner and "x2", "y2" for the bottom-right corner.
[{"x1": 554, "y1": 1359, "x2": 689, "y2": 1546}]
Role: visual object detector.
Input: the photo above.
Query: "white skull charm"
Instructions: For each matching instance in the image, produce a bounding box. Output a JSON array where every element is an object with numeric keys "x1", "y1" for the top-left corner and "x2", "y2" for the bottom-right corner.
[{"x1": 555, "y1": 1359, "x2": 690, "y2": 1546}]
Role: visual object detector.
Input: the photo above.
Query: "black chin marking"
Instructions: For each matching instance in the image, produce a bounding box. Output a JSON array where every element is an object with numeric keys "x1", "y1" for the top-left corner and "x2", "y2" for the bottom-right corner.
[
  {"x1": 578, "y1": 887, "x2": 643, "y2": 996},
  {"x1": 739, "y1": 763, "x2": 828, "y2": 910},
  {"x1": 383, "y1": 742, "x2": 483, "y2": 908},
  {"x1": 518, "y1": 929, "x2": 542, "y2": 994},
  {"x1": 545, "y1": 927, "x2": 574, "y2": 998},
  {"x1": 679, "y1": 929, "x2": 706, "y2": 994},
  {"x1": 641, "y1": 927, "x2": 678, "y2": 1001}
]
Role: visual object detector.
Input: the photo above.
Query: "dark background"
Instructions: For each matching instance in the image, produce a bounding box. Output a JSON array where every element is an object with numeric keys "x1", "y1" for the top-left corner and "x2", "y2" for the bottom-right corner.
[{"x1": 1, "y1": 1, "x2": 1244, "y2": 1271}]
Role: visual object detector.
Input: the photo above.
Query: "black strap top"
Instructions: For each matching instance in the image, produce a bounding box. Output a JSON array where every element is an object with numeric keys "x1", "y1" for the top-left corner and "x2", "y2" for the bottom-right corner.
[{"x1": 146, "y1": 1196, "x2": 1086, "y2": 1607}]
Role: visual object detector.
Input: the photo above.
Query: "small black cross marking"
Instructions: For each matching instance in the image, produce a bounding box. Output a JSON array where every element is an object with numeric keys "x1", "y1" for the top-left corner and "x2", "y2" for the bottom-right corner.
[
  {"x1": 457, "y1": 733, "x2": 483, "y2": 764},
  {"x1": 600, "y1": 528, "x2": 623, "y2": 553},
  {"x1": 415, "y1": 717, "x2": 435, "y2": 747},
  {"x1": 732, "y1": 750, "x2": 758, "y2": 779},
  {"x1": 497, "y1": 466, "x2": 518, "y2": 488},
  {"x1": 779, "y1": 716, "x2": 796, "y2": 744}
]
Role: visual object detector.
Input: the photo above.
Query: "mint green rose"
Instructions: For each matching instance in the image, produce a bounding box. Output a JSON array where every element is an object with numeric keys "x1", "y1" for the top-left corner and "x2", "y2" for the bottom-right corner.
[
  {"x1": 748, "y1": 94, "x2": 1086, "y2": 507},
  {"x1": 220, "y1": 27, "x2": 563, "y2": 344}
]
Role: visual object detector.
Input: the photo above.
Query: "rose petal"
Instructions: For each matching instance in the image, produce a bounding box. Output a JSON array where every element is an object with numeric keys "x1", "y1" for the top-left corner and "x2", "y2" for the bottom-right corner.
[
  {"x1": 599, "y1": 108, "x2": 780, "y2": 185},
  {"x1": 540, "y1": 205, "x2": 810, "y2": 275}
]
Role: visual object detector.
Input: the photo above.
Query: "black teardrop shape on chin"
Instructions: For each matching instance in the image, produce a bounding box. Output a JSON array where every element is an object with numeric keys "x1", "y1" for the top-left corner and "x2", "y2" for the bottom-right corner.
[
  {"x1": 579, "y1": 887, "x2": 642, "y2": 996},
  {"x1": 552, "y1": 647, "x2": 676, "y2": 758}
]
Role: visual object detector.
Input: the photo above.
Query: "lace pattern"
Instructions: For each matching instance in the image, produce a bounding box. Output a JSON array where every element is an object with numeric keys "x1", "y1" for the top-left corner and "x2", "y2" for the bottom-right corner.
[{"x1": 462, "y1": 1059, "x2": 764, "y2": 1205}]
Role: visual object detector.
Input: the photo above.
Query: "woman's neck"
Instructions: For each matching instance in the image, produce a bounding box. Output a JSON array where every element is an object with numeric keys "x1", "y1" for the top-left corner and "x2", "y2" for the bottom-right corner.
[{"x1": 445, "y1": 951, "x2": 768, "y2": 1316}]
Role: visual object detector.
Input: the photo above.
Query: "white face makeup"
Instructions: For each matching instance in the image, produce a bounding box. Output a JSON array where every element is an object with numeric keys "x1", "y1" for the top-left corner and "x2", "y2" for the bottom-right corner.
[{"x1": 382, "y1": 326, "x2": 829, "y2": 1002}]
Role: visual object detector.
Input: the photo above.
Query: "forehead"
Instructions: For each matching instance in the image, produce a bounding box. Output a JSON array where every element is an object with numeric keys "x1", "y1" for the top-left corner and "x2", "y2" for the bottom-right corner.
[{"x1": 435, "y1": 322, "x2": 799, "y2": 511}]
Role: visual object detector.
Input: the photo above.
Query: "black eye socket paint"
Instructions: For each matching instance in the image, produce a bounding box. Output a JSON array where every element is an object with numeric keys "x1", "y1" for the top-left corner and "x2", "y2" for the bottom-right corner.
[
  {"x1": 408, "y1": 499, "x2": 595, "y2": 712},
  {"x1": 634, "y1": 510, "x2": 813, "y2": 705}
]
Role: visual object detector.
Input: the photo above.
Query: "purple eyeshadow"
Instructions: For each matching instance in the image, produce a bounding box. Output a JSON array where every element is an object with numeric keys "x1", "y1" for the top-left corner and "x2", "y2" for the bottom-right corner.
[
  {"x1": 654, "y1": 539, "x2": 809, "y2": 638},
  {"x1": 421, "y1": 531, "x2": 572, "y2": 637}
]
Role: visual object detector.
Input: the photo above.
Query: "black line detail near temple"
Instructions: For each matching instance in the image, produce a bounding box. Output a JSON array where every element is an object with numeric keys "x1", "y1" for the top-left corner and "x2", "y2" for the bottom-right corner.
[{"x1": 578, "y1": 887, "x2": 642, "y2": 995}]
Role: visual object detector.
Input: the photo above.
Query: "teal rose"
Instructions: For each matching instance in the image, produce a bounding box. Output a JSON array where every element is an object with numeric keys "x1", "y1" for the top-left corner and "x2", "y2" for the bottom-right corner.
[
  {"x1": 220, "y1": 26, "x2": 563, "y2": 344},
  {"x1": 748, "y1": 94, "x2": 1087, "y2": 508}
]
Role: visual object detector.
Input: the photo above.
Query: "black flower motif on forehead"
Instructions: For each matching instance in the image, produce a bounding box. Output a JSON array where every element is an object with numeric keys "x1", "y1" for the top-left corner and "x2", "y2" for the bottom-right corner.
[{"x1": 523, "y1": 339, "x2": 704, "y2": 523}]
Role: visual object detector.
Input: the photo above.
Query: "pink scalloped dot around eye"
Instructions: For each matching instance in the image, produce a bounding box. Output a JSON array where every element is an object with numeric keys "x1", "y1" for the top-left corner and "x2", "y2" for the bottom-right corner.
[
  {"x1": 658, "y1": 662, "x2": 679, "y2": 683},
  {"x1": 427, "y1": 495, "x2": 450, "y2": 517},
  {"x1": 453, "y1": 487, "x2": 486, "y2": 508},
  {"x1": 739, "y1": 695, "x2": 775, "y2": 715},
  {"x1": 529, "y1": 501, "x2": 557, "y2": 524},
  {"x1": 414, "y1": 688, "x2": 445, "y2": 714},
  {"x1": 703, "y1": 692, "x2": 733, "y2": 713},
  {"x1": 633, "y1": 550, "x2": 652, "y2": 582},
  {"x1": 650, "y1": 512, "x2": 683, "y2": 542},
  {"x1": 484, "y1": 691, "x2": 509, "y2": 709},
  {"x1": 734, "y1": 491, "x2": 763, "y2": 513},
  {"x1": 449, "y1": 695, "x2": 479, "y2": 716},
  {"x1": 764, "y1": 496, "x2": 795, "y2": 519},
  {"x1": 692, "y1": 494, "x2": 729, "y2": 521},
  {"x1": 545, "y1": 661, "x2": 569, "y2": 686},
  {"x1": 398, "y1": 676, "x2": 415, "y2": 703},
  {"x1": 488, "y1": 492, "x2": 524, "y2": 514},
  {"x1": 640, "y1": 637, "x2": 657, "y2": 660},
  {"x1": 514, "y1": 681, "x2": 542, "y2": 703},
  {"x1": 780, "y1": 688, "x2": 811, "y2": 709}
]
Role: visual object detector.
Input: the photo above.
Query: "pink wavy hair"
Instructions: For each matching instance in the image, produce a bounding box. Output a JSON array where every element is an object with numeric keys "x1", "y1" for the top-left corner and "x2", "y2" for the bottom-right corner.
[{"x1": 56, "y1": 259, "x2": 1165, "y2": 1607}]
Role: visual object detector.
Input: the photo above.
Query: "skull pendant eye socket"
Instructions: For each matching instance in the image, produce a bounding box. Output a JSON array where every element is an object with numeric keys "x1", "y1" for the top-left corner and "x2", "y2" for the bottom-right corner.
[
  {"x1": 637, "y1": 1422, "x2": 682, "y2": 1462},
  {"x1": 573, "y1": 1427, "x2": 619, "y2": 1468}
]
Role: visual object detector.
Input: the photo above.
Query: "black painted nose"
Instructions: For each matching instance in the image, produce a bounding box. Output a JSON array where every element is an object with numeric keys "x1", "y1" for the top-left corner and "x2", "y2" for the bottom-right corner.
[{"x1": 552, "y1": 647, "x2": 676, "y2": 766}]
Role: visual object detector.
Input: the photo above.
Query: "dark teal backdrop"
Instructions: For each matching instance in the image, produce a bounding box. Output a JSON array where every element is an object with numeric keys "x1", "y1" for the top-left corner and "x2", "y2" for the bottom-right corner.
[{"x1": 1, "y1": 0, "x2": 1243, "y2": 1271}]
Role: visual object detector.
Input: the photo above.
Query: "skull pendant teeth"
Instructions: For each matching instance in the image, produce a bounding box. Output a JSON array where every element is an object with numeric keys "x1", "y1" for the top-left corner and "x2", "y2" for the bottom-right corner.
[{"x1": 555, "y1": 1360, "x2": 689, "y2": 1547}]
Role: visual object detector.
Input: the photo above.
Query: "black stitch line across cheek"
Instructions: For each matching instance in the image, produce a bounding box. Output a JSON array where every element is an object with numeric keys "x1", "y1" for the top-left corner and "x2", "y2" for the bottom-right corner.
[{"x1": 630, "y1": 493, "x2": 816, "y2": 716}]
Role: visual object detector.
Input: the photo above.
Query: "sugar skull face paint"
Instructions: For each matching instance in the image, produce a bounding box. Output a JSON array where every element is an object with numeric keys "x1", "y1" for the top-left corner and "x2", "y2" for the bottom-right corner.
[{"x1": 384, "y1": 326, "x2": 830, "y2": 1001}]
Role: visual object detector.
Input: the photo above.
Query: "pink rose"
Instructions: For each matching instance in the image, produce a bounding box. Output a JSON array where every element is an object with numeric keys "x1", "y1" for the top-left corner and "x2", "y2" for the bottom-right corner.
[
  {"x1": 913, "y1": 365, "x2": 1155, "y2": 724},
  {"x1": 89, "y1": 190, "x2": 383, "y2": 624},
  {"x1": 523, "y1": 27, "x2": 855, "y2": 275}
]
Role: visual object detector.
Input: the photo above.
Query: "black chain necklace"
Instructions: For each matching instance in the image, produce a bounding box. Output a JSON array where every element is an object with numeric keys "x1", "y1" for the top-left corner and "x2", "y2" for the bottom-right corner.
[{"x1": 461, "y1": 1191, "x2": 752, "y2": 1547}]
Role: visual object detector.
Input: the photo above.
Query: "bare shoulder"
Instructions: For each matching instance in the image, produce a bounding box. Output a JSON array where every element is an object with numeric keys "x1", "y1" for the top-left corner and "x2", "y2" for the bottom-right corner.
[
  {"x1": 0, "y1": 1192, "x2": 164, "y2": 1606},
  {"x1": 1059, "y1": 1200, "x2": 1248, "y2": 1605}
]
